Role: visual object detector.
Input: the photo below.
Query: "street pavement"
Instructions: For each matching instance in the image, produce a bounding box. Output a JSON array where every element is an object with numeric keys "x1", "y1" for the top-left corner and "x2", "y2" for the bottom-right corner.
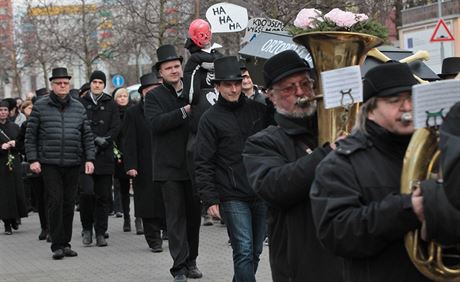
[{"x1": 0, "y1": 203, "x2": 271, "y2": 282}]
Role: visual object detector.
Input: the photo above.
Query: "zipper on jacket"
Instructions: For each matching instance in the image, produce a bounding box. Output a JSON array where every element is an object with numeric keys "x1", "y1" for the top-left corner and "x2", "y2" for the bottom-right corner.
[{"x1": 60, "y1": 111, "x2": 65, "y2": 166}]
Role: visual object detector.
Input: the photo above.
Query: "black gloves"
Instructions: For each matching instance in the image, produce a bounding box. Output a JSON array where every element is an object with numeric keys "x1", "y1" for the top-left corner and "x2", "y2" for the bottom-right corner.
[{"x1": 94, "y1": 136, "x2": 110, "y2": 149}]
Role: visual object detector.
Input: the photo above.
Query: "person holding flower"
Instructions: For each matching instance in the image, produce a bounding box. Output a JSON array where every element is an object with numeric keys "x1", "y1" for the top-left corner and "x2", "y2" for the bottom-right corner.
[{"x1": 0, "y1": 100, "x2": 27, "y2": 235}]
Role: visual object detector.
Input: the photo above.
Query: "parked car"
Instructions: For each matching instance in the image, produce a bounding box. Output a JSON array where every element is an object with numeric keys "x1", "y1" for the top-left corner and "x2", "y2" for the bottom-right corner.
[{"x1": 126, "y1": 84, "x2": 141, "y2": 103}]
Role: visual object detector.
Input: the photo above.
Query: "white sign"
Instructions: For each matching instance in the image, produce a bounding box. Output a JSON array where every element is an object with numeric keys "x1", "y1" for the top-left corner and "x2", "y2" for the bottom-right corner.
[
  {"x1": 412, "y1": 80, "x2": 460, "y2": 129},
  {"x1": 243, "y1": 18, "x2": 284, "y2": 42},
  {"x1": 206, "y1": 3, "x2": 248, "y2": 33},
  {"x1": 321, "y1": 66, "x2": 363, "y2": 109}
]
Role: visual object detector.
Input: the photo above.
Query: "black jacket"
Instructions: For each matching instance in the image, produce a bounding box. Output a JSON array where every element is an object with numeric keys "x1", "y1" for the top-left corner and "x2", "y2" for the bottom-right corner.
[
  {"x1": 80, "y1": 92, "x2": 120, "y2": 175},
  {"x1": 194, "y1": 94, "x2": 269, "y2": 208},
  {"x1": 144, "y1": 83, "x2": 190, "y2": 181},
  {"x1": 25, "y1": 92, "x2": 95, "y2": 166},
  {"x1": 243, "y1": 113, "x2": 341, "y2": 282},
  {"x1": 310, "y1": 121, "x2": 429, "y2": 282},
  {"x1": 123, "y1": 100, "x2": 164, "y2": 218}
]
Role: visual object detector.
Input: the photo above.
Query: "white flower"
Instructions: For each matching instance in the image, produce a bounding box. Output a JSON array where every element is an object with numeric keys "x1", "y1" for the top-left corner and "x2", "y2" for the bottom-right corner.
[
  {"x1": 324, "y1": 8, "x2": 358, "y2": 28},
  {"x1": 293, "y1": 8, "x2": 322, "y2": 29},
  {"x1": 355, "y1": 13, "x2": 369, "y2": 22}
]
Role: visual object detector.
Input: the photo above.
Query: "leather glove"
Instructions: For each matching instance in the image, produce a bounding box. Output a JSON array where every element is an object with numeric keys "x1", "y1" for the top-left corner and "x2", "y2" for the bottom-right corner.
[{"x1": 94, "y1": 136, "x2": 110, "y2": 149}]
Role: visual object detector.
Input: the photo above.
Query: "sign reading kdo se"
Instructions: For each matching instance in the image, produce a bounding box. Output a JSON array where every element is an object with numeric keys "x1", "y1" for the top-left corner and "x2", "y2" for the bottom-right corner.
[
  {"x1": 206, "y1": 3, "x2": 248, "y2": 33},
  {"x1": 243, "y1": 18, "x2": 284, "y2": 42}
]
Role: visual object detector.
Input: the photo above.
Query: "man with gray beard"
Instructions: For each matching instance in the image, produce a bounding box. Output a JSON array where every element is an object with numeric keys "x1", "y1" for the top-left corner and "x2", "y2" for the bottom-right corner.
[{"x1": 242, "y1": 50, "x2": 343, "y2": 282}]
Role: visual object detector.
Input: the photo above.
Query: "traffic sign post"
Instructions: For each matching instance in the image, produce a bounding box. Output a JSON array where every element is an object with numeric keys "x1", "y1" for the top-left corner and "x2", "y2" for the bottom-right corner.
[{"x1": 112, "y1": 74, "x2": 125, "y2": 88}]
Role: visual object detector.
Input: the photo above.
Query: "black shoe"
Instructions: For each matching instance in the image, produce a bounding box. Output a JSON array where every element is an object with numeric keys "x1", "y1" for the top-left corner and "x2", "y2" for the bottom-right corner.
[
  {"x1": 202, "y1": 215, "x2": 213, "y2": 226},
  {"x1": 63, "y1": 247, "x2": 78, "y2": 257},
  {"x1": 38, "y1": 229, "x2": 47, "y2": 240},
  {"x1": 82, "y1": 230, "x2": 92, "y2": 246},
  {"x1": 75, "y1": 204, "x2": 80, "y2": 212},
  {"x1": 174, "y1": 274, "x2": 187, "y2": 282},
  {"x1": 52, "y1": 249, "x2": 65, "y2": 260},
  {"x1": 46, "y1": 234, "x2": 52, "y2": 243},
  {"x1": 123, "y1": 219, "x2": 131, "y2": 232},
  {"x1": 4, "y1": 225, "x2": 12, "y2": 235},
  {"x1": 115, "y1": 212, "x2": 123, "y2": 218},
  {"x1": 104, "y1": 232, "x2": 109, "y2": 239},
  {"x1": 96, "y1": 235, "x2": 107, "y2": 247},
  {"x1": 150, "y1": 243, "x2": 163, "y2": 253},
  {"x1": 161, "y1": 230, "x2": 168, "y2": 241},
  {"x1": 11, "y1": 221, "x2": 18, "y2": 230},
  {"x1": 186, "y1": 265, "x2": 203, "y2": 279},
  {"x1": 135, "y1": 218, "x2": 144, "y2": 235}
]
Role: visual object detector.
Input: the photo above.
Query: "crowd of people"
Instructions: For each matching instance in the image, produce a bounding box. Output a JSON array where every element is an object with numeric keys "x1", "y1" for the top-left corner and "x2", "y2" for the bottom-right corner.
[{"x1": 1, "y1": 17, "x2": 460, "y2": 282}]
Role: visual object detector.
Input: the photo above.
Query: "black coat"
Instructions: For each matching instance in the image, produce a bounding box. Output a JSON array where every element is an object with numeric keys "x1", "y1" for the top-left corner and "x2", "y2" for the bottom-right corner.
[
  {"x1": 144, "y1": 83, "x2": 189, "y2": 181},
  {"x1": 80, "y1": 92, "x2": 120, "y2": 175},
  {"x1": 25, "y1": 93, "x2": 95, "y2": 166},
  {"x1": 194, "y1": 94, "x2": 269, "y2": 208},
  {"x1": 123, "y1": 100, "x2": 164, "y2": 218},
  {"x1": 0, "y1": 120, "x2": 27, "y2": 219},
  {"x1": 114, "y1": 103, "x2": 132, "y2": 180},
  {"x1": 310, "y1": 121, "x2": 430, "y2": 282},
  {"x1": 243, "y1": 113, "x2": 341, "y2": 282}
]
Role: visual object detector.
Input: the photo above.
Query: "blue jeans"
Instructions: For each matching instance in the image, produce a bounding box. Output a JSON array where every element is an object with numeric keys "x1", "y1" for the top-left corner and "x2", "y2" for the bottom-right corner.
[{"x1": 220, "y1": 200, "x2": 267, "y2": 282}]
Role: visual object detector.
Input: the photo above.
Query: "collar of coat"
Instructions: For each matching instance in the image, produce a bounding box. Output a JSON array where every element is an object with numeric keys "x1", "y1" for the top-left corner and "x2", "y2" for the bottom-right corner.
[{"x1": 275, "y1": 112, "x2": 318, "y2": 136}]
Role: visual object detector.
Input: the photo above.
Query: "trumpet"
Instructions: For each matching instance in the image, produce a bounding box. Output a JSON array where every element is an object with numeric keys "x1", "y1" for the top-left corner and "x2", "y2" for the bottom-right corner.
[
  {"x1": 401, "y1": 112, "x2": 413, "y2": 125},
  {"x1": 367, "y1": 48, "x2": 429, "y2": 84}
]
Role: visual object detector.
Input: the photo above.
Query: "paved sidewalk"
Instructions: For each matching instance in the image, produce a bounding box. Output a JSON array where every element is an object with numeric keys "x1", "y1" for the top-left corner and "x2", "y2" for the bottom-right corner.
[{"x1": 0, "y1": 209, "x2": 271, "y2": 282}]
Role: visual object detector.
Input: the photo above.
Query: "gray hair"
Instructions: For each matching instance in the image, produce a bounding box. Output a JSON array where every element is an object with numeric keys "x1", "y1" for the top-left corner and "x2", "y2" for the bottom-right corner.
[{"x1": 352, "y1": 96, "x2": 378, "y2": 135}]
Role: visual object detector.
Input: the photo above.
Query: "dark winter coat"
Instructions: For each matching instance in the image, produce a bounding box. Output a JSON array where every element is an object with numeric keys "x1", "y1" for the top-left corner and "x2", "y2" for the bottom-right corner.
[
  {"x1": 25, "y1": 92, "x2": 95, "y2": 166},
  {"x1": 114, "y1": 103, "x2": 132, "y2": 180},
  {"x1": 144, "y1": 83, "x2": 189, "y2": 181},
  {"x1": 310, "y1": 120, "x2": 430, "y2": 282},
  {"x1": 0, "y1": 120, "x2": 27, "y2": 219},
  {"x1": 194, "y1": 94, "x2": 269, "y2": 208},
  {"x1": 123, "y1": 100, "x2": 164, "y2": 218},
  {"x1": 243, "y1": 112, "x2": 342, "y2": 282},
  {"x1": 80, "y1": 92, "x2": 120, "y2": 175}
]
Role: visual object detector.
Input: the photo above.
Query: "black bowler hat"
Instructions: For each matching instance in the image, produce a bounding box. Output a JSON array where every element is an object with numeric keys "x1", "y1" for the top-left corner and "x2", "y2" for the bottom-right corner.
[
  {"x1": 213, "y1": 56, "x2": 243, "y2": 82},
  {"x1": 49, "y1": 67, "x2": 71, "y2": 81},
  {"x1": 363, "y1": 62, "x2": 419, "y2": 102},
  {"x1": 438, "y1": 57, "x2": 460, "y2": 79},
  {"x1": 154, "y1": 45, "x2": 183, "y2": 70},
  {"x1": 79, "y1": 82, "x2": 90, "y2": 96},
  {"x1": 35, "y1": 88, "x2": 49, "y2": 97},
  {"x1": 263, "y1": 50, "x2": 310, "y2": 88},
  {"x1": 138, "y1": 72, "x2": 161, "y2": 93}
]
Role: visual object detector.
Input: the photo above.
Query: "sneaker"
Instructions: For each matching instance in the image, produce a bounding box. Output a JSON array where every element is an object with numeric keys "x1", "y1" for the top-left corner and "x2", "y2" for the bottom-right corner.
[
  {"x1": 52, "y1": 249, "x2": 65, "y2": 260},
  {"x1": 63, "y1": 247, "x2": 78, "y2": 257},
  {"x1": 96, "y1": 235, "x2": 107, "y2": 247},
  {"x1": 38, "y1": 229, "x2": 48, "y2": 240},
  {"x1": 173, "y1": 274, "x2": 187, "y2": 282},
  {"x1": 202, "y1": 215, "x2": 213, "y2": 226},
  {"x1": 82, "y1": 230, "x2": 92, "y2": 246},
  {"x1": 186, "y1": 265, "x2": 203, "y2": 279}
]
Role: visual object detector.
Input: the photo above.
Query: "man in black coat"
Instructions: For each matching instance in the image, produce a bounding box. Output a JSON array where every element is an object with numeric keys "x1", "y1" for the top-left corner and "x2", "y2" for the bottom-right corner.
[
  {"x1": 242, "y1": 50, "x2": 343, "y2": 282},
  {"x1": 25, "y1": 67, "x2": 95, "y2": 259},
  {"x1": 310, "y1": 63, "x2": 431, "y2": 282},
  {"x1": 123, "y1": 72, "x2": 165, "y2": 252},
  {"x1": 194, "y1": 56, "x2": 269, "y2": 282},
  {"x1": 79, "y1": 70, "x2": 120, "y2": 247},
  {"x1": 144, "y1": 45, "x2": 202, "y2": 282}
]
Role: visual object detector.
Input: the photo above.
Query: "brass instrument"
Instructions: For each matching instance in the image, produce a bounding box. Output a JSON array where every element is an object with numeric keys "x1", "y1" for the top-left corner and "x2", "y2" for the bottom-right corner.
[{"x1": 293, "y1": 31, "x2": 383, "y2": 145}]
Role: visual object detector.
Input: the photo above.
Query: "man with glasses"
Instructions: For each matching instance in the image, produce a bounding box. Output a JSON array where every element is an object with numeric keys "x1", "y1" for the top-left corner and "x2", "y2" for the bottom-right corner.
[
  {"x1": 26, "y1": 67, "x2": 95, "y2": 259},
  {"x1": 310, "y1": 63, "x2": 431, "y2": 282},
  {"x1": 243, "y1": 50, "x2": 343, "y2": 282}
]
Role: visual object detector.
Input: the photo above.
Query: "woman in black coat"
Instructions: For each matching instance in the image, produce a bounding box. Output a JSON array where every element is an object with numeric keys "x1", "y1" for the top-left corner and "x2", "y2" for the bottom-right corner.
[{"x1": 0, "y1": 100, "x2": 27, "y2": 235}]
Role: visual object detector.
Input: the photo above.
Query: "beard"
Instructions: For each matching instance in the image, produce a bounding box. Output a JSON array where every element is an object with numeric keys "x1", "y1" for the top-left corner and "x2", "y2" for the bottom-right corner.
[{"x1": 275, "y1": 100, "x2": 317, "y2": 118}]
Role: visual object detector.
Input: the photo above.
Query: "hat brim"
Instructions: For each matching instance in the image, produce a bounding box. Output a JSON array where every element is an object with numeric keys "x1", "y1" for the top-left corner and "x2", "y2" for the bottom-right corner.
[
  {"x1": 266, "y1": 67, "x2": 309, "y2": 88},
  {"x1": 138, "y1": 83, "x2": 161, "y2": 94},
  {"x1": 212, "y1": 77, "x2": 243, "y2": 83},
  {"x1": 438, "y1": 73, "x2": 458, "y2": 79},
  {"x1": 155, "y1": 57, "x2": 183, "y2": 70},
  {"x1": 376, "y1": 85, "x2": 414, "y2": 98},
  {"x1": 49, "y1": 76, "x2": 72, "y2": 81}
]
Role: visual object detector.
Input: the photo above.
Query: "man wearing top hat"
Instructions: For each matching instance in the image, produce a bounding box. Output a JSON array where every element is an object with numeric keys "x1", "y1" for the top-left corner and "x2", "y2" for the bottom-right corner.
[
  {"x1": 123, "y1": 73, "x2": 166, "y2": 252},
  {"x1": 438, "y1": 57, "x2": 460, "y2": 80},
  {"x1": 309, "y1": 62, "x2": 432, "y2": 282},
  {"x1": 242, "y1": 50, "x2": 342, "y2": 282},
  {"x1": 25, "y1": 67, "x2": 95, "y2": 259},
  {"x1": 194, "y1": 56, "x2": 269, "y2": 282},
  {"x1": 79, "y1": 70, "x2": 120, "y2": 247},
  {"x1": 144, "y1": 44, "x2": 202, "y2": 282}
]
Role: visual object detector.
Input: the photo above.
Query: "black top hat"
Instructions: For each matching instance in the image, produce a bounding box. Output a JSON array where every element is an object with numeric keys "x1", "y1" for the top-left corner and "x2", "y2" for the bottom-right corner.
[
  {"x1": 35, "y1": 88, "x2": 49, "y2": 97},
  {"x1": 438, "y1": 57, "x2": 460, "y2": 79},
  {"x1": 363, "y1": 62, "x2": 419, "y2": 102},
  {"x1": 138, "y1": 72, "x2": 161, "y2": 93},
  {"x1": 49, "y1": 67, "x2": 71, "y2": 81},
  {"x1": 154, "y1": 45, "x2": 183, "y2": 70},
  {"x1": 263, "y1": 50, "x2": 310, "y2": 89},
  {"x1": 213, "y1": 56, "x2": 243, "y2": 82}
]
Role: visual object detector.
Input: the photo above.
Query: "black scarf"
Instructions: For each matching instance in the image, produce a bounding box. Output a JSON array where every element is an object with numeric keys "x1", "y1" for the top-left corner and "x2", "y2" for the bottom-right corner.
[
  {"x1": 217, "y1": 93, "x2": 245, "y2": 110},
  {"x1": 275, "y1": 112, "x2": 318, "y2": 149},
  {"x1": 366, "y1": 119, "x2": 412, "y2": 159},
  {"x1": 50, "y1": 92, "x2": 70, "y2": 110}
]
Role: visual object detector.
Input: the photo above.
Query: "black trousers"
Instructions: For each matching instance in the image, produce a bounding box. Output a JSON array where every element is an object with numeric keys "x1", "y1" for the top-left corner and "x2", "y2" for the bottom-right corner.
[
  {"x1": 79, "y1": 174, "x2": 112, "y2": 236},
  {"x1": 159, "y1": 180, "x2": 201, "y2": 276},
  {"x1": 24, "y1": 176, "x2": 47, "y2": 230},
  {"x1": 142, "y1": 217, "x2": 162, "y2": 248},
  {"x1": 114, "y1": 178, "x2": 131, "y2": 219},
  {"x1": 41, "y1": 165, "x2": 79, "y2": 252}
]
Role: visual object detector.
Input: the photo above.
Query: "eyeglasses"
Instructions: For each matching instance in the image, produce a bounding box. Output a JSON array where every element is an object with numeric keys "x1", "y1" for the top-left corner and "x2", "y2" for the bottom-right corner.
[
  {"x1": 271, "y1": 79, "x2": 314, "y2": 96},
  {"x1": 53, "y1": 81, "x2": 70, "y2": 86}
]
